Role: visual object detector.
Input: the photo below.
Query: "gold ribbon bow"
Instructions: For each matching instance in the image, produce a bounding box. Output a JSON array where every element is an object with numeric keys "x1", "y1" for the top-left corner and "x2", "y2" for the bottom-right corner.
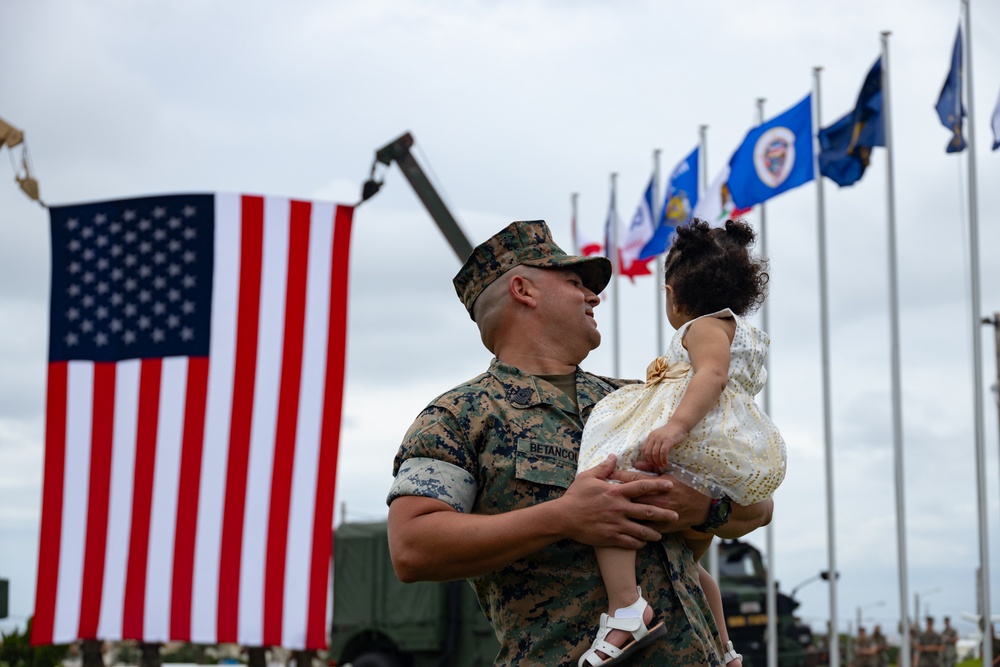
[{"x1": 645, "y1": 357, "x2": 692, "y2": 386}]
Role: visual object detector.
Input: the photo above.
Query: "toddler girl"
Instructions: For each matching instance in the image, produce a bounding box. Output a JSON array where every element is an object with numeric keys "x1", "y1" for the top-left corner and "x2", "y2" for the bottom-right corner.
[{"x1": 576, "y1": 218, "x2": 787, "y2": 667}]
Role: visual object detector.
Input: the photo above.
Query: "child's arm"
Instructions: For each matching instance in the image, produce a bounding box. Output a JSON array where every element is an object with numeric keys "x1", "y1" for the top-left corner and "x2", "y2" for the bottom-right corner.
[{"x1": 642, "y1": 316, "x2": 734, "y2": 468}]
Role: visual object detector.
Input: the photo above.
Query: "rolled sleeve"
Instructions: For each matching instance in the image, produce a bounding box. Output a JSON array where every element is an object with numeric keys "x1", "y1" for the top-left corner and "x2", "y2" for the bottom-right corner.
[
  {"x1": 386, "y1": 457, "x2": 477, "y2": 512},
  {"x1": 389, "y1": 405, "x2": 480, "y2": 512}
]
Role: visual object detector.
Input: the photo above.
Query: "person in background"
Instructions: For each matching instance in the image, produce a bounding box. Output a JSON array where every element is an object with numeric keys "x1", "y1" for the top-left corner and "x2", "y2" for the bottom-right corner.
[
  {"x1": 855, "y1": 627, "x2": 880, "y2": 667},
  {"x1": 915, "y1": 616, "x2": 944, "y2": 667},
  {"x1": 871, "y1": 624, "x2": 889, "y2": 667},
  {"x1": 940, "y1": 616, "x2": 958, "y2": 667}
]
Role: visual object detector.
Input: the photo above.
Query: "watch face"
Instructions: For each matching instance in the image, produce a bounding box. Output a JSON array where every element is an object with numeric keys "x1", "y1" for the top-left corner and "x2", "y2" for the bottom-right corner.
[{"x1": 717, "y1": 498, "x2": 732, "y2": 523}]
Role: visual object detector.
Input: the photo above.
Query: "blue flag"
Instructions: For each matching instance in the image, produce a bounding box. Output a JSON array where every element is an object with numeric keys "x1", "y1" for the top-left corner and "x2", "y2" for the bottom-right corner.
[
  {"x1": 639, "y1": 147, "x2": 698, "y2": 260},
  {"x1": 818, "y1": 57, "x2": 885, "y2": 187},
  {"x1": 936, "y1": 26, "x2": 966, "y2": 153},
  {"x1": 727, "y1": 94, "x2": 815, "y2": 209}
]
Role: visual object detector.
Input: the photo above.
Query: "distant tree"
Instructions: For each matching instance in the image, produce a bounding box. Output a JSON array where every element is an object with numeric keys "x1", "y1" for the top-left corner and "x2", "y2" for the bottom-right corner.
[
  {"x1": 0, "y1": 618, "x2": 68, "y2": 667},
  {"x1": 161, "y1": 643, "x2": 215, "y2": 665}
]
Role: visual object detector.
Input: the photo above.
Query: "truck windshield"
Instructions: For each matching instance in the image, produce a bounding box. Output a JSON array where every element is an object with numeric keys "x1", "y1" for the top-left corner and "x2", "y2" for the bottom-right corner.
[{"x1": 719, "y1": 548, "x2": 765, "y2": 579}]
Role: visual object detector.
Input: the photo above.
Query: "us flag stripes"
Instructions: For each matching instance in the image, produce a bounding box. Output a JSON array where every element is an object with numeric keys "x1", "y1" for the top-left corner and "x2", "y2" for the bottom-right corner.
[{"x1": 33, "y1": 193, "x2": 354, "y2": 649}]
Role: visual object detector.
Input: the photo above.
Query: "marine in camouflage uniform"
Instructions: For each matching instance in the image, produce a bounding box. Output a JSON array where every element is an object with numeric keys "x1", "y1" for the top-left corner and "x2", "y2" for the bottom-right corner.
[
  {"x1": 855, "y1": 628, "x2": 879, "y2": 667},
  {"x1": 387, "y1": 221, "x2": 735, "y2": 667},
  {"x1": 915, "y1": 617, "x2": 944, "y2": 667},
  {"x1": 940, "y1": 616, "x2": 958, "y2": 667},
  {"x1": 871, "y1": 625, "x2": 889, "y2": 667}
]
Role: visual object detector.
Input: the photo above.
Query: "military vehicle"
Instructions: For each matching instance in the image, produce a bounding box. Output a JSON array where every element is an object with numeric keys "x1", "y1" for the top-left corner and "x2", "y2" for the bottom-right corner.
[
  {"x1": 716, "y1": 537, "x2": 817, "y2": 667},
  {"x1": 328, "y1": 521, "x2": 498, "y2": 667},
  {"x1": 328, "y1": 523, "x2": 816, "y2": 667}
]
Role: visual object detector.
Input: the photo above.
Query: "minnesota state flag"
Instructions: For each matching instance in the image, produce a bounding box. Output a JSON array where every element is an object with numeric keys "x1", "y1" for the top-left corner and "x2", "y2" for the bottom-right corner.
[{"x1": 727, "y1": 94, "x2": 814, "y2": 209}]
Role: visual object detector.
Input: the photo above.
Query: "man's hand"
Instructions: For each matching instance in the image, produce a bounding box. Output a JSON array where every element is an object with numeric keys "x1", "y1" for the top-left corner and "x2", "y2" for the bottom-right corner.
[
  {"x1": 611, "y1": 468, "x2": 712, "y2": 533},
  {"x1": 559, "y1": 454, "x2": 679, "y2": 549},
  {"x1": 610, "y1": 466, "x2": 773, "y2": 537}
]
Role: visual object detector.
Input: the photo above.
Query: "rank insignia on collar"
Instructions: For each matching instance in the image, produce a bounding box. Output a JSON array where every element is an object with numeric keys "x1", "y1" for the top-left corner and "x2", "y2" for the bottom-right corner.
[{"x1": 511, "y1": 387, "x2": 534, "y2": 405}]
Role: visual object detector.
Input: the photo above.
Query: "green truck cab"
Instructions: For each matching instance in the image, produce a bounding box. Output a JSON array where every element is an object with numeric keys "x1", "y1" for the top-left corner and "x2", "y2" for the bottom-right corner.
[{"x1": 717, "y1": 538, "x2": 815, "y2": 667}]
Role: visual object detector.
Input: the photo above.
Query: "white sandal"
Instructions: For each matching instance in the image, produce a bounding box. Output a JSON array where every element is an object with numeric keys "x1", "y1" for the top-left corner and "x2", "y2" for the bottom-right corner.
[
  {"x1": 578, "y1": 588, "x2": 668, "y2": 666},
  {"x1": 723, "y1": 640, "x2": 743, "y2": 665}
]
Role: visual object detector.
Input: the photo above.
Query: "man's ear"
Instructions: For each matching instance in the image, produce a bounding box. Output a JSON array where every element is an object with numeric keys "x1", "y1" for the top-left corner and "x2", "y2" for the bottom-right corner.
[{"x1": 509, "y1": 273, "x2": 537, "y2": 308}]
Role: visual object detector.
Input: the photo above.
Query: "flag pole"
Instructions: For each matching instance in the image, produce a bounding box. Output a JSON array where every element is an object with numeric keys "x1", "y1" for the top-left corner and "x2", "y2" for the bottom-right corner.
[
  {"x1": 960, "y1": 2, "x2": 993, "y2": 662},
  {"x1": 880, "y1": 31, "x2": 912, "y2": 667},
  {"x1": 611, "y1": 172, "x2": 620, "y2": 379},
  {"x1": 812, "y1": 65, "x2": 840, "y2": 667},
  {"x1": 571, "y1": 192, "x2": 579, "y2": 254},
  {"x1": 696, "y1": 123, "x2": 721, "y2": 580},
  {"x1": 755, "y1": 96, "x2": 779, "y2": 667},
  {"x1": 653, "y1": 150, "x2": 664, "y2": 356}
]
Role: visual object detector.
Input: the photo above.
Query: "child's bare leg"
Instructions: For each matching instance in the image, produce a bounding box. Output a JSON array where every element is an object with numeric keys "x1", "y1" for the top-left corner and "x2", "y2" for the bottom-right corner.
[
  {"x1": 684, "y1": 533, "x2": 742, "y2": 667},
  {"x1": 594, "y1": 546, "x2": 653, "y2": 654},
  {"x1": 698, "y1": 564, "x2": 741, "y2": 665}
]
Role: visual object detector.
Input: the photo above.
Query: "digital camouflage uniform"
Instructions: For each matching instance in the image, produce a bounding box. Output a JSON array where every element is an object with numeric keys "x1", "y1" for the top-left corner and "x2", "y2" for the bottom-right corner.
[
  {"x1": 855, "y1": 635, "x2": 879, "y2": 667},
  {"x1": 388, "y1": 359, "x2": 724, "y2": 667},
  {"x1": 915, "y1": 629, "x2": 944, "y2": 667},
  {"x1": 941, "y1": 625, "x2": 958, "y2": 667},
  {"x1": 872, "y1": 628, "x2": 889, "y2": 667}
]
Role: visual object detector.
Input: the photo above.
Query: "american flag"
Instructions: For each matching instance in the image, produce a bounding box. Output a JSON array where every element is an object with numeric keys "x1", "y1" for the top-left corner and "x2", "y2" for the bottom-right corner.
[{"x1": 33, "y1": 193, "x2": 353, "y2": 649}]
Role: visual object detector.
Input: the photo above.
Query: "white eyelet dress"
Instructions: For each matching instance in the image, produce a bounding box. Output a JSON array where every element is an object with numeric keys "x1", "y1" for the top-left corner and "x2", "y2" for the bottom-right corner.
[{"x1": 577, "y1": 308, "x2": 786, "y2": 505}]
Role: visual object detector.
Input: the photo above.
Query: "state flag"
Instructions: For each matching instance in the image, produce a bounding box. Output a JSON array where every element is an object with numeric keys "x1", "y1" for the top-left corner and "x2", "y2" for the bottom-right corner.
[
  {"x1": 619, "y1": 176, "x2": 656, "y2": 277},
  {"x1": 935, "y1": 26, "x2": 967, "y2": 153},
  {"x1": 691, "y1": 166, "x2": 751, "y2": 227},
  {"x1": 991, "y1": 86, "x2": 1000, "y2": 151},
  {"x1": 818, "y1": 57, "x2": 885, "y2": 187},
  {"x1": 727, "y1": 94, "x2": 814, "y2": 209},
  {"x1": 640, "y1": 147, "x2": 698, "y2": 260}
]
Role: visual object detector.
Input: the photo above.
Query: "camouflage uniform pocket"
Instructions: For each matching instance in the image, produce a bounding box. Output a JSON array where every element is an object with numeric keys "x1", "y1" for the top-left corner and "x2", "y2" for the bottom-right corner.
[{"x1": 514, "y1": 439, "x2": 577, "y2": 489}]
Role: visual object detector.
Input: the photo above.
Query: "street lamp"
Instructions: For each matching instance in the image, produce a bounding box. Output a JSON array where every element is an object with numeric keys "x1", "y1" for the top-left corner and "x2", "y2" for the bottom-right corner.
[
  {"x1": 914, "y1": 588, "x2": 941, "y2": 623},
  {"x1": 857, "y1": 601, "x2": 886, "y2": 632},
  {"x1": 790, "y1": 570, "x2": 839, "y2": 599}
]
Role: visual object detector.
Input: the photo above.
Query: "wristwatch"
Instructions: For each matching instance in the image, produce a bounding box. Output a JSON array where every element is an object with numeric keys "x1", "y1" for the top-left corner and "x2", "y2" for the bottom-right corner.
[{"x1": 692, "y1": 495, "x2": 732, "y2": 533}]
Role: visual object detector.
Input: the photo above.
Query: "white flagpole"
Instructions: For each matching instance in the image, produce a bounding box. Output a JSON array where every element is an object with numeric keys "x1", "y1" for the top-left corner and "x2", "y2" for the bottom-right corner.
[
  {"x1": 812, "y1": 66, "x2": 840, "y2": 667},
  {"x1": 960, "y1": 1, "x2": 993, "y2": 663},
  {"x1": 571, "y1": 192, "x2": 579, "y2": 255},
  {"x1": 611, "y1": 172, "x2": 620, "y2": 379},
  {"x1": 881, "y1": 31, "x2": 912, "y2": 667},
  {"x1": 755, "y1": 96, "x2": 779, "y2": 667},
  {"x1": 653, "y1": 149, "x2": 664, "y2": 356},
  {"x1": 695, "y1": 124, "x2": 721, "y2": 581}
]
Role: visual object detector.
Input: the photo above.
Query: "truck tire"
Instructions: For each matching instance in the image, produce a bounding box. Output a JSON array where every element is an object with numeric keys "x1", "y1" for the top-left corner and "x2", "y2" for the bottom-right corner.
[{"x1": 351, "y1": 652, "x2": 404, "y2": 667}]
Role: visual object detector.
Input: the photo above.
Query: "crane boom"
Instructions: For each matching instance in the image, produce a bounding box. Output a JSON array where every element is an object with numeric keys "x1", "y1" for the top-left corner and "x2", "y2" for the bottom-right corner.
[{"x1": 364, "y1": 132, "x2": 474, "y2": 262}]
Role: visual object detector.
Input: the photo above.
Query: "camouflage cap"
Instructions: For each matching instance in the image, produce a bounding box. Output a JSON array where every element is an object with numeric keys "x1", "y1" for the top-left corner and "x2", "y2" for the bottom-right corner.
[{"x1": 453, "y1": 220, "x2": 612, "y2": 320}]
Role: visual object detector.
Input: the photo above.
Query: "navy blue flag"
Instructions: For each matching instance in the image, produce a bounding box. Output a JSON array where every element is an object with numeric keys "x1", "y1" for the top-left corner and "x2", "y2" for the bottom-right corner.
[
  {"x1": 818, "y1": 57, "x2": 885, "y2": 187},
  {"x1": 727, "y1": 94, "x2": 814, "y2": 209},
  {"x1": 639, "y1": 146, "x2": 698, "y2": 260},
  {"x1": 935, "y1": 26, "x2": 966, "y2": 153}
]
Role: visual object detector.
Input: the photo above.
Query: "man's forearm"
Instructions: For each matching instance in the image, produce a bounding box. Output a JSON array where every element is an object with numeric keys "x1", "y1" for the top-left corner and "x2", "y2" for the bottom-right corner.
[{"x1": 714, "y1": 497, "x2": 773, "y2": 539}]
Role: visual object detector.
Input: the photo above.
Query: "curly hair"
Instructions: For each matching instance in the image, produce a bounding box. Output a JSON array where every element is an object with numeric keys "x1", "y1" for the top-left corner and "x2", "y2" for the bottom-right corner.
[{"x1": 662, "y1": 218, "x2": 769, "y2": 317}]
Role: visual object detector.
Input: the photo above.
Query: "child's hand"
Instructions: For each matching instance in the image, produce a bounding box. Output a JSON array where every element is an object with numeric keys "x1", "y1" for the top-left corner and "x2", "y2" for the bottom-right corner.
[{"x1": 641, "y1": 422, "x2": 688, "y2": 468}]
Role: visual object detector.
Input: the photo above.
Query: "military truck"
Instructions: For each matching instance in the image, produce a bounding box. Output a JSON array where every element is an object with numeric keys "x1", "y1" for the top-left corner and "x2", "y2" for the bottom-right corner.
[
  {"x1": 328, "y1": 523, "x2": 817, "y2": 667},
  {"x1": 328, "y1": 521, "x2": 499, "y2": 666},
  {"x1": 716, "y1": 538, "x2": 816, "y2": 667}
]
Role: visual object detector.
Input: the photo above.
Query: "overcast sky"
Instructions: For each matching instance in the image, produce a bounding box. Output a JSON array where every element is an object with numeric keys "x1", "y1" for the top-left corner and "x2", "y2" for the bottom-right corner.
[{"x1": 2, "y1": 0, "x2": 1000, "y2": 645}]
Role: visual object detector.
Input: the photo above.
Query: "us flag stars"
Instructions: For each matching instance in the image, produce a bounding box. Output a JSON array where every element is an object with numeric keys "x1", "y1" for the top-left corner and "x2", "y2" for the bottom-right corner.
[{"x1": 48, "y1": 194, "x2": 215, "y2": 362}]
